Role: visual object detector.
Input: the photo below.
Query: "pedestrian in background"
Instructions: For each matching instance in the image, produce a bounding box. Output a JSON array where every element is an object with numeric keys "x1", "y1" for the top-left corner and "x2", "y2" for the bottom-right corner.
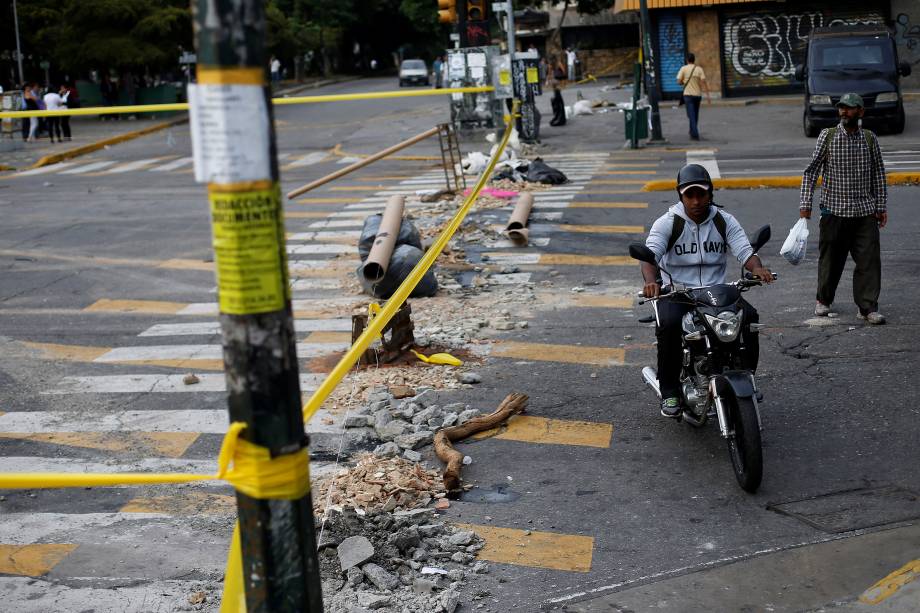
[
  {"x1": 60, "y1": 82, "x2": 79, "y2": 141},
  {"x1": 23, "y1": 84, "x2": 39, "y2": 142},
  {"x1": 566, "y1": 47, "x2": 577, "y2": 82},
  {"x1": 43, "y1": 85, "x2": 63, "y2": 143},
  {"x1": 547, "y1": 55, "x2": 566, "y2": 127},
  {"x1": 270, "y1": 56, "x2": 282, "y2": 88},
  {"x1": 432, "y1": 56, "x2": 443, "y2": 88},
  {"x1": 800, "y1": 93, "x2": 887, "y2": 324},
  {"x1": 676, "y1": 53, "x2": 711, "y2": 141}
]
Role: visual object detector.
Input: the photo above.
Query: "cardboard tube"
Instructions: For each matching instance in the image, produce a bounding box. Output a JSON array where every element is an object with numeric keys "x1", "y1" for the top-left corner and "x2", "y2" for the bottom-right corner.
[
  {"x1": 362, "y1": 196, "x2": 405, "y2": 283},
  {"x1": 504, "y1": 192, "x2": 534, "y2": 245}
]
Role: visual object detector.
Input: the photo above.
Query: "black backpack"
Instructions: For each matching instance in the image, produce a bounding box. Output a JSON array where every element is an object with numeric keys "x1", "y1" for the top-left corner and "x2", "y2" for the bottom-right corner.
[{"x1": 666, "y1": 211, "x2": 727, "y2": 253}]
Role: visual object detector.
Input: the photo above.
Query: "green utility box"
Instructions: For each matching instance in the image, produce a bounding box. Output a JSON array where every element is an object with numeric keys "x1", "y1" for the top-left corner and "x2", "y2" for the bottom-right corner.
[{"x1": 624, "y1": 107, "x2": 649, "y2": 139}]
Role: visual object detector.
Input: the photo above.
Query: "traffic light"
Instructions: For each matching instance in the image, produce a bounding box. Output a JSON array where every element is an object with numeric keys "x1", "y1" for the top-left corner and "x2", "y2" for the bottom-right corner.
[
  {"x1": 466, "y1": 0, "x2": 486, "y2": 21},
  {"x1": 438, "y1": 0, "x2": 457, "y2": 24}
]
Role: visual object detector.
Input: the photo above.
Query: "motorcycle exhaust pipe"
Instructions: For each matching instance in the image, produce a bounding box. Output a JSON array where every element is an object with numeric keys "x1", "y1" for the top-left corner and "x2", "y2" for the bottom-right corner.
[{"x1": 642, "y1": 367, "x2": 661, "y2": 399}]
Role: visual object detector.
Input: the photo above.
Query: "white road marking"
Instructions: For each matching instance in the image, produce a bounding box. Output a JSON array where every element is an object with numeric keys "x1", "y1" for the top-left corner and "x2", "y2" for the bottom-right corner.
[
  {"x1": 288, "y1": 230, "x2": 360, "y2": 241},
  {"x1": 288, "y1": 151, "x2": 329, "y2": 167},
  {"x1": 686, "y1": 149, "x2": 721, "y2": 179},
  {"x1": 47, "y1": 373, "x2": 323, "y2": 394},
  {"x1": 487, "y1": 237, "x2": 551, "y2": 248},
  {"x1": 483, "y1": 253, "x2": 541, "y2": 265},
  {"x1": 94, "y1": 342, "x2": 348, "y2": 362},
  {"x1": 309, "y1": 219, "x2": 365, "y2": 228},
  {"x1": 149, "y1": 156, "x2": 193, "y2": 172},
  {"x1": 14, "y1": 163, "x2": 76, "y2": 176},
  {"x1": 139, "y1": 319, "x2": 350, "y2": 337},
  {"x1": 104, "y1": 158, "x2": 165, "y2": 174},
  {"x1": 337, "y1": 156, "x2": 362, "y2": 164},
  {"x1": 289, "y1": 278, "x2": 344, "y2": 290},
  {"x1": 287, "y1": 243, "x2": 352, "y2": 255},
  {"x1": 59, "y1": 161, "x2": 118, "y2": 174},
  {"x1": 177, "y1": 296, "x2": 357, "y2": 316},
  {"x1": 0, "y1": 409, "x2": 346, "y2": 434}
]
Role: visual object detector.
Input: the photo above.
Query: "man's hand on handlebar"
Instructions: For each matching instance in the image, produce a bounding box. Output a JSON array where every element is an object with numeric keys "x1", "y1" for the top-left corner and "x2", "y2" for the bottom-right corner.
[
  {"x1": 750, "y1": 267, "x2": 775, "y2": 284},
  {"x1": 643, "y1": 281, "x2": 661, "y2": 298}
]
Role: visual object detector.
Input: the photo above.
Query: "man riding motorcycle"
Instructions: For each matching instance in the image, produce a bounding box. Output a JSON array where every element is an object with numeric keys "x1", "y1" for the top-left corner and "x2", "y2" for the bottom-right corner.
[{"x1": 641, "y1": 164, "x2": 774, "y2": 417}]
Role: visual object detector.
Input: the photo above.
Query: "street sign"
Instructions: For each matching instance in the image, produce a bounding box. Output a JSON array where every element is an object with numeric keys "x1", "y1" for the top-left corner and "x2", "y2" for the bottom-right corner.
[
  {"x1": 491, "y1": 2, "x2": 509, "y2": 12},
  {"x1": 179, "y1": 52, "x2": 197, "y2": 65},
  {"x1": 449, "y1": 33, "x2": 460, "y2": 41},
  {"x1": 39, "y1": 61, "x2": 50, "y2": 69}
]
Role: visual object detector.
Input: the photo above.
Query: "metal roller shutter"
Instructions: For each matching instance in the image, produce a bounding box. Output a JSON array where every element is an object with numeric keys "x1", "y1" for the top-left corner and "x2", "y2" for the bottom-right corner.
[
  {"x1": 720, "y1": 3, "x2": 887, "y2": 97},
  {"x1": 657, "y1": 12, "x2": 687, "y2": 98}
]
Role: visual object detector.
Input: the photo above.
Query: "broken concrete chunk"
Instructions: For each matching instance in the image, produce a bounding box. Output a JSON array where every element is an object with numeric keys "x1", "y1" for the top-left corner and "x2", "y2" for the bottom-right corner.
[
  {"x1": 346, "y1": 565, "x2": 365, "y2": 587},
  {"x1": 356, "y1": 590, "x2": 391, "y2": 609},
  {"x1": 372, "y1": 442, "x2": 400, "y2": 458},
  {"x1": 403, "y1": 449, "x2": 422, "y2": 462},
  {"x1": 361, "y1": 563, "x2": 399, "y2": 591},
  {"x1": 441, "y1": 587, "x2": 462, "y2": 612},
  {"x1": 394, "y1": 430, "x2": 434, "y2": 450},
  {"x1": 389, "y1": 385, "x2": 415, "y2": 399},
  {"x1": 448, "y1": 530, "x2": 475, "y2": 546},
  {"x1": 376, "y1": 420, "x2": 410, "y2": 441},
  {"x1": 459, "y1": 372, "x2": 482, "y2": 384},
  {"x1": 338, "y1": 535, "x2": 375, "y2": 572},
  {"x1": 457, "y1": 409, "x2": 480, "y2": 424},
  {"x1": 441, "y1": 413, "x2": 459, "y2": 428},
  {"x1": 389, "y1": 526, "x2": 421, "y2": 552},
  {"x1": 413, "y1": 389, "x2": 439, "y2": 408},
  {"x1": 344, "y1": 415, "x2": 369, "y2": 428}
]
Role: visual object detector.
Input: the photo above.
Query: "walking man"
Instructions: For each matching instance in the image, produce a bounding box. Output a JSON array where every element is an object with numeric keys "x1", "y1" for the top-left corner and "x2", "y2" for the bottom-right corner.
[
  {"x1": 676, "y1": 53, "x2": 710, "y2": 140},
  {"x1": 800, "y1": 93, "x2": 887, "y2": 324}
]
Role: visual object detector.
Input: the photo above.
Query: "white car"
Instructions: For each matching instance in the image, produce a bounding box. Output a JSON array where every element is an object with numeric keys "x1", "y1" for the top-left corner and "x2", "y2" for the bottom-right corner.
[{"x1": 399, "y1": 59, "x2": 430, "y2": 87}]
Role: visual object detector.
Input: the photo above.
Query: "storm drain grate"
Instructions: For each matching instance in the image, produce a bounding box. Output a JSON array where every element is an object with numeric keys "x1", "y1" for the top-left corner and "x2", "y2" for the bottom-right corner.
[{"x1": 768, "y1": 485, "x2": 920, "y2": 533}]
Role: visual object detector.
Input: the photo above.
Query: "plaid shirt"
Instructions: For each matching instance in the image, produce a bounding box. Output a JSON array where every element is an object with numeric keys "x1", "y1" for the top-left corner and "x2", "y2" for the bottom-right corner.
[{"x1": 800, "y1": 124, "x2": 887, "y2": 216}]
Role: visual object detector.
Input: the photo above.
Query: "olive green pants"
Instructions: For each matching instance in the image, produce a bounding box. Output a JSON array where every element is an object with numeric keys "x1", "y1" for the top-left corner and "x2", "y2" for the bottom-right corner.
[{"x1": 817, "y1": 214, "x2": 881, "y2": 314}]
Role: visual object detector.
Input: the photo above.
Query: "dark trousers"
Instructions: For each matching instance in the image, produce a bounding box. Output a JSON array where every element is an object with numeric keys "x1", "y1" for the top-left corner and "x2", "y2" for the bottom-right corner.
[
  {"x1": 550, "y1": 89, "x2": 566, "y2": 126},
  {"x1": 817, "y1": 214, "x2": 881, "y2": 313},
  {"x1": 61, "y1": 115, "x2": 71, "y2": 139},
  {"x1": 656, "y1": 298, "x2": 759, "y2": 399},
  {"x1": 683, "y1": 95, "x2": 701, "y2": 139},
  {"x1": 47, "y1": 116, "x2": 61, "y2": 141}
]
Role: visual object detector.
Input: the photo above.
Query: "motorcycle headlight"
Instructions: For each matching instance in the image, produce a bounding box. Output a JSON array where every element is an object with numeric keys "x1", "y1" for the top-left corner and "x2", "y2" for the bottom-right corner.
[
  {"x1": 809, "y1": 94, "x2": 832, "y2": 105},
  {"x1": 705, "y1": 310, "x2": 743, "y2": 342},
  {"x1": 876, "y1": 92, "x2": 899, "y2": 104}
]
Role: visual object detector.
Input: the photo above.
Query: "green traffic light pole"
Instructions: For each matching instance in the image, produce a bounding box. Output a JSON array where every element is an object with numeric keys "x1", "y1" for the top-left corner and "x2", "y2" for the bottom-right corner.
[
  {"x1": 639, "y1": 0, "x2": 664, "y2": 142},
  {"x1": 191, "y1": 0, "x2": 323, "y2": 610}
]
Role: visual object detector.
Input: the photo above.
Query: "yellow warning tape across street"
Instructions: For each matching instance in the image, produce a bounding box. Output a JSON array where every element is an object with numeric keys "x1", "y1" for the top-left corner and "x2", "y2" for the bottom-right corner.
[{"x1": 0, "y1": 86, "x2": 495, "y2": 119}]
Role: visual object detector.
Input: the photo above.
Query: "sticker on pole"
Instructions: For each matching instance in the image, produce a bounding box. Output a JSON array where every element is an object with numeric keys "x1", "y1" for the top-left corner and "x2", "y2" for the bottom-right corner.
[
  {"x1": 209, "y1": 185, "x2": 288, "y2": 315},
  {"x1": 188, "y1": 84, "x2": 271, "y2": 184}
]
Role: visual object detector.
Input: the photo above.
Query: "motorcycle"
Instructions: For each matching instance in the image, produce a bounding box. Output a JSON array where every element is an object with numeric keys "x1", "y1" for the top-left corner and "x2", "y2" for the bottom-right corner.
[{"x1": 629, "y1": 225, "x2": 774, "y2": 493}]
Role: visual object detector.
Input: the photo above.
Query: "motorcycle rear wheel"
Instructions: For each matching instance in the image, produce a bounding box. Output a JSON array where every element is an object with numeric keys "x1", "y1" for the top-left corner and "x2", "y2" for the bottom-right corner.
[{"x1": 726, "y1": 396, "x2": 763, "y2": 492}]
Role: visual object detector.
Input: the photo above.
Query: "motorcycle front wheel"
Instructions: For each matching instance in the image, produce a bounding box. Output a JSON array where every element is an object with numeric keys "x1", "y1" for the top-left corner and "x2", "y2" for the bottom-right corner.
[{"x1": 726, "y1": 396, "x2": 763, "y2": 492}]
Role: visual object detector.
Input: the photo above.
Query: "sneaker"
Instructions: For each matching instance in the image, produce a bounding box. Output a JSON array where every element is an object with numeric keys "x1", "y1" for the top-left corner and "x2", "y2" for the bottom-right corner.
[
  {"x1": 660, "y1": 397, "x2": 681, "y2": 418},
  {"x1": 857, "y1": 310, "x2": 886, "y2": 325},
  {"x1": 814, "y1": 302, "x2": 832, "y2": 316}
]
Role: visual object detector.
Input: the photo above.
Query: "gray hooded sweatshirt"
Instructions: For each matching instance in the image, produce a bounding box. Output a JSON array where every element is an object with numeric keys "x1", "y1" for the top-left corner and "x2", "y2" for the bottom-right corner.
[{"x1": 645, "y1": 203, "x2": 754, "y2": 288}]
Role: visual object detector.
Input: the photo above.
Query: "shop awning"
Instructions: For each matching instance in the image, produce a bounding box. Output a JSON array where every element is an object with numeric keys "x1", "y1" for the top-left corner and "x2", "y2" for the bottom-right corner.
[{"x1": 614, "y1": 0, "x2": 764, "y2": 12}]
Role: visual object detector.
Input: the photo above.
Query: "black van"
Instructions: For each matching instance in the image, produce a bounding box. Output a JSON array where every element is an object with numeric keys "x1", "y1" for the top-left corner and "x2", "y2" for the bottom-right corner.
[{"x1": 794, "y1": 25, "x2": 911, "y2": 136}]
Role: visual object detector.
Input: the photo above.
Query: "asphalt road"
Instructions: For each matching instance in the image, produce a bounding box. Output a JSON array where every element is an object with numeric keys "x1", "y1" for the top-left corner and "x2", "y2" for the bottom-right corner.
[{"x1": 1, "y1": 77, "x2": 918, "y2": 612}]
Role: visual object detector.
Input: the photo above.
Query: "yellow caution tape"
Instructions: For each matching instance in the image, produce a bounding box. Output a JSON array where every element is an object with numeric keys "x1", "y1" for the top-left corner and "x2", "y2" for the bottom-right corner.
[
  {"x1": 0, "y1": 86, "x2": 496, "y2": 119},
  {"x1": 411, "y1": 349, "x2": 463, "y2": 367},
  {"x1": 301, "y1": 101, "x2": 519, "y2": 423}
]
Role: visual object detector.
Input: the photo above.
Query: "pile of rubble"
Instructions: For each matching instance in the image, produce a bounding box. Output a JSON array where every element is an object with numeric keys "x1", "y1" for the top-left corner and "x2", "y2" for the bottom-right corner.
[{"x1": 318, "y1": 507, "x2": 488, "y2": 613}]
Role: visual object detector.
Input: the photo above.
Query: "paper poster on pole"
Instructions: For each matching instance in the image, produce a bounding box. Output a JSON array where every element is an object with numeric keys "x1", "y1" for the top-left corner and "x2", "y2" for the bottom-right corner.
[
  {"x1": 470, "y1": 66, "x2": 485, "y2": 79},
  {"x1": 467, "y1": 53, "x2": 487, "y2": 67},
  {"x1": 188, "y1": 84, "x2": 271, "y2": 185}
]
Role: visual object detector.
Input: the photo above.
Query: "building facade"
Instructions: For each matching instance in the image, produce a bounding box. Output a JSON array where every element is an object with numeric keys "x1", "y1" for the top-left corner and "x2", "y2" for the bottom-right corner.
[{"x1": 615, "y1": 0, "x2": 920, "y2": 98}]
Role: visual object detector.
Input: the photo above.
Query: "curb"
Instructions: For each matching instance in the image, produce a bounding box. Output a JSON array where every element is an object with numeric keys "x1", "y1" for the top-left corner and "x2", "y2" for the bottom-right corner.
[
  {"x1": 643, "y1": 172, "x2": 920, "y2": 191},
  {"x1": 30, "y1": 117, "x2": 189, "y2": 169},
  {"x1": 0, "y1": 164, "x2": 15, "y2": 172}
]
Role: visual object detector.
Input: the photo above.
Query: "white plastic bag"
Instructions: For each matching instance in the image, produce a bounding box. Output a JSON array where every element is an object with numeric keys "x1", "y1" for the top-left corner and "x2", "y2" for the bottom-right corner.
[{"x1": 780, "y1": 218, "x2": 809, "y2": 265}]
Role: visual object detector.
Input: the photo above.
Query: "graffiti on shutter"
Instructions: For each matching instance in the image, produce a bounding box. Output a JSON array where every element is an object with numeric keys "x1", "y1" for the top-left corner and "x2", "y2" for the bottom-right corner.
[
  {"x1": 721, "y1": 5, "x2": 886, "y2": 96},
  {"x1": 658, "y1": 12, "x2": 686, "y2": 96}
]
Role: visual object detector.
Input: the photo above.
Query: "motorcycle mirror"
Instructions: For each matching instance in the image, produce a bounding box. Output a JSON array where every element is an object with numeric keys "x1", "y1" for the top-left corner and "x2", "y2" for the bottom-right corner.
[
  {"x1": 749, "y1": 225, "x2": 771, "y2": 253},
  {"x1": 629, "y1": 243, "x2": 657, "y2": 264}
]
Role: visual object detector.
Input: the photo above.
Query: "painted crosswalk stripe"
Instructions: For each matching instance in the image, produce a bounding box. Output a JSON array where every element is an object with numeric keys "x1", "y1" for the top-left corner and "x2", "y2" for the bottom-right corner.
[
  {"x1": 483, "y1": 252, "x2": 631, "y2": 266},
  {"x1": 139, "y1": 319, "x2": 350, "y2": 337},
  {"x1": 104, "y1": 158, "x2": 168, "y2": 174},
  {"x1": 455, "y1": 524, "x2": 593, "y2": 572},
  {"x1": 487, "y1": 237, "x2": 551, "y2": 248},
  {"x1": 0, "y1": 431, "x2": 200, "y2": 457},
  {"x1": 84, "y1": 298, "x2": 356, "y2": 316},
  {"x1": 294, "y1": 197, "x2": 360, "y2": 204},
  {"x1": 178, "y1": 296, "x2": 357, "y2": 316},
  {"x1": 286, "y1": 151, "x2": 329, "y2": 168},
  {"x1": 0, "y1": 409, "x2": 348, "y2": 434},
  {"x1": 567, "y1": 201, "x2": 648, "y2": 209},
  {"x1": 94, "y1": 342, "x2": 349, "y2": 363},
  {"x1": 59, "y1": 161, "x2": 118, "y2": 174},
  {"x1": 287, "y1": 243, "x2": 351, "y2": 255},
  {"x1": 46, "y1": 373, "x2": 324, "y2": 394},
  {"x1": 289, "y1": 278, "x2": 344, "y2": 290},
  {"x1": 490, "y1": 341, "x2": 625, "y2": 366},
  {"x1": 149, "y1": 156, "x2": 193, "y2": 172},
  {"x1": 288, "y1": 230, "x2": 360, "y2": 242},
  {"x1": 686, "y1": 149, "x2": 721, "y2": 178},
  {"x1": 0, "y1": 577, "x2": 226, "y2": 610},
  {"x1": 13, "y1": 163, "x2": 76, "y2": 176},
  {"x1": 472, "y1": 415, "x2": 612, "y2": 448},
  {"x1": 309, "y1": 219, "x2": 365, "y2": 228}
]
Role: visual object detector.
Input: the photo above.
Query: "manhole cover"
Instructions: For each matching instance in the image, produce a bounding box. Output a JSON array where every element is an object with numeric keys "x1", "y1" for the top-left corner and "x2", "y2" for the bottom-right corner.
[{"x1": 768, "y1": 485, "x2": 920, "y2": 533}]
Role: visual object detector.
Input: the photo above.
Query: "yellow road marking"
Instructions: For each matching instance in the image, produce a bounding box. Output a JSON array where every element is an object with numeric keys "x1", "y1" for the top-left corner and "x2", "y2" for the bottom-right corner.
[
  {"x1": 157, "y1": 259, "x2": 215, "y2": 271},
  {"x1": 578, "y1": 190, "x2": 645, "y2": 195},
  {"x1": 0, "y1": 544, "x2": 78, "y2": 576},
  {"x1": 23, "y1": 341, "x2": 108, "y2": 362},
  {"x1": 567, "y1": 202, "x2": 648, "y2": 209},
  {"x1": 294, "y1": 197, "x2": 361, "y2": 204},
  {"x1": 589, "y1": 179, "x2": 649, "y2": 185},
  {"x1": 455, "y1": 524, "x2": 593, "y2": 572},
  {"x1": 472, "y1": 415, "x2": 612, "y2": 448},
  {"x1": 597, "y1": 170, "x2": 658, "y2": 175},
  {"x1": 0, "y1": 432, "x2": 199, "y2": 458},
  {"x1": 285, "y1": 211, "x2": 331, "y2": 219},
  {"x1": 121, "y1": 492, "x2": 236, "y2": 515},
  {"x1": 304, "y1": 331, "x2": 351, "y2": 343},
  {"x1": 572, "y1": 295, "x2": 634, "y2": 308},
  {"x1": 491, "y1": 341, "x2": 625, "y2": 366},
  {"x1": 558, "y1": 224, "x2": 645, "y2": 234},
  {"x1": 539, "y1": 254, "x2": 632, "y2": 266},
  {"x1": 860, "y1": 559, "x2": 920, "y2": 605},
  {"x1": 83, "y1": 298, "x2": 186, "y2": 314}
]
